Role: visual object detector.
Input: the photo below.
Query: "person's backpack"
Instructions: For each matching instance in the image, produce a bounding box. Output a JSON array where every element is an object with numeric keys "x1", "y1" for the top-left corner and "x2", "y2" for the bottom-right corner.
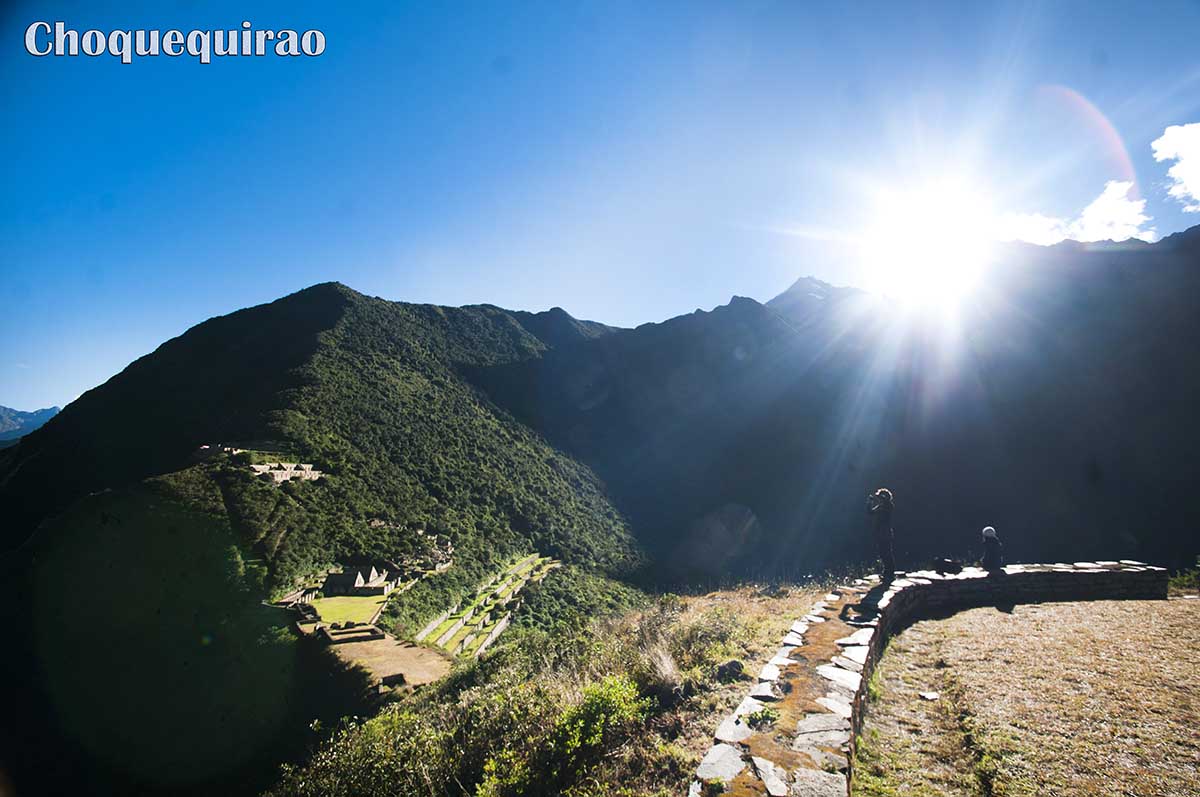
[{"x1": 932, "y1": 557, "x2": 963, "y2": 574}]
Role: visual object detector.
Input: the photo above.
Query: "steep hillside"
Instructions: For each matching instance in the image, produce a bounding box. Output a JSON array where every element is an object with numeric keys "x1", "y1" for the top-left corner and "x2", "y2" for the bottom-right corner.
[
  {"x1": 0, "y1": 284, "x2": 644, "y2": 795},
  {"x1": 0, "y1": 284, "x2": 640, "y2": 592},
  {"x1": 0, "y1": 284, "x2": 347, "y2": 547},
  {"x1": 473, "y1": 231, "x2": 1200, "y2": 575}
]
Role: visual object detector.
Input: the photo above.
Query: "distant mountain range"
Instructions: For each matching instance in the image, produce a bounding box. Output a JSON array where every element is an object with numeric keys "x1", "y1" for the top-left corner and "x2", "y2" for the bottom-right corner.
[{"x1": 0, "y1": 404, "x2": 59, "y2": 444}]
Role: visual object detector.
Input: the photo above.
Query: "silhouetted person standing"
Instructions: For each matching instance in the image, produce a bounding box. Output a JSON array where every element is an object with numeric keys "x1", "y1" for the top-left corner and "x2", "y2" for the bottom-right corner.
[
  {"x1": 980, "y1": 526, "x2": 1003, "y2": 571},
  {"x1": 868, "y1": 488, "x2": 896, "y2": 583}
]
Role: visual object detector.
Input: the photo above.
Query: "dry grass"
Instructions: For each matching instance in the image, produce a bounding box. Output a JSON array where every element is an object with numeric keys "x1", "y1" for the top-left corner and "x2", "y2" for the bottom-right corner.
[
  {"x1": 855, "y1": 598, "x2": 1200, "y2": 797},
  {"x1": 646, "y1": 584, "x2": 828, "y2": 749},
  {"x1": 575, "y1": 582, "x2": 827, "y2": 796}
]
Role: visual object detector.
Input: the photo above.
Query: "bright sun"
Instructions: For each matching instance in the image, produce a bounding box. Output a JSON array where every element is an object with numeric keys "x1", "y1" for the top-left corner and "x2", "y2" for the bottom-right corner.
[{"x1": 861, "y1": 180, "x2": 996, "y2": 310}]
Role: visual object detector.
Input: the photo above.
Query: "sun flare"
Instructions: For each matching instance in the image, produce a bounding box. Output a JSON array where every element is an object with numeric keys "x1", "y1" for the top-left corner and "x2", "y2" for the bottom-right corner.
[{"x1": 862, "y1": 180, "x2": 996, "y2": 310}]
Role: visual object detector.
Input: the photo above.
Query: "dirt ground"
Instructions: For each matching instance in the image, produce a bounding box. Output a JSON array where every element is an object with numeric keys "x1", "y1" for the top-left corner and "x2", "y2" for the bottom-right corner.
[
  {"x1": 854, "y1": 597, "x2": 1200, "y2": 797},
  {"x1": 331, "y1": 636, "x2": 453, "y2": 686}
]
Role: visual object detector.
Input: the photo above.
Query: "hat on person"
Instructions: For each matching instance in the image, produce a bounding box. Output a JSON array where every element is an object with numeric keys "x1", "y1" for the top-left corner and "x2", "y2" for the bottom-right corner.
[{"x1": 981, "y1": 526, "x2": 997, "y2": 539}]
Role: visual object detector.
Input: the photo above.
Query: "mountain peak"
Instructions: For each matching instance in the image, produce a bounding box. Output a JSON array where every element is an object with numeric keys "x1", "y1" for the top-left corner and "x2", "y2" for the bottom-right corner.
[{"x1": 765, "y1": 276, "x2": 857, "y2": 324}]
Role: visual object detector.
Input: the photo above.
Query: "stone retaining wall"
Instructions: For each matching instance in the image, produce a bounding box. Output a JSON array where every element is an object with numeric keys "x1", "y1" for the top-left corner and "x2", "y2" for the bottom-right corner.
[
  {"x1": 689, "y1": 561, "x2": 1168, "y2": 797},
  {"x1": 415, "y1": 604, "x2": 459, "y2": 643},
  {"x1": 474, "y1": 614, "x2": 512, "y2": 657}
]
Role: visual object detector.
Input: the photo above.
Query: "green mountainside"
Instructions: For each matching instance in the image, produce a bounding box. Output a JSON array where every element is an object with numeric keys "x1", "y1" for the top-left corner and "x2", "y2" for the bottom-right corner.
[
  {"x1": 2, "y1": 284, "x2": 641, "y2": 598},
  {"x1": 0, "y1": 284, "x2": 642, "y2": 795}
]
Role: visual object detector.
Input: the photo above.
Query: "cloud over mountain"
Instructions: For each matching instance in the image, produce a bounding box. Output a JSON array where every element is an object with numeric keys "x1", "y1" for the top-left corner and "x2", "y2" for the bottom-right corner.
[
  {"x1": 997, "y1": 180, "x2": 1155, "y2": 245},
  {"x1": 1152, "y1": 122, "x2": 1200, "y2": 212}
]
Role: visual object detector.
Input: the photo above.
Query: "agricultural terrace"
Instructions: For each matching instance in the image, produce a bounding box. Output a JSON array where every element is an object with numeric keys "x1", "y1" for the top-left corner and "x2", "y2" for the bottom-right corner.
[{"x1": 419, "y1": 554, "x2": 558, "y2": 657}]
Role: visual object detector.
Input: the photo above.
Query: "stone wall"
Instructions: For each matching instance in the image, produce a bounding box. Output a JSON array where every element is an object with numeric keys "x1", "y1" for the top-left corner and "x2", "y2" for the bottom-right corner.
[
  {"x1": 248, "y1": 462, "x2": 324, "y2": 483},
  {"x1": 474, "y1": 614, "x2": 512, "y2": 657},
  {"x1": 414, "y1": 604, "x2": 458, "y2": 643},
  {"x1": 689, "y1": 561, "x2": 1168, "y2": 797}
]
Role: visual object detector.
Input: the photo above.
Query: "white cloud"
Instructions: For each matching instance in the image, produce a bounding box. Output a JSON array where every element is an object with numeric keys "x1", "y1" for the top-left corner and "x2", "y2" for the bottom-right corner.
[
  {"x1": 1152, "y1": 122, "x2": 1200, "y2": 212},
  {"x1": 995, "y1": 180, "x2": 1155, "y2": 245},
  {"x1": 1068, "y1": 180, "x2": 1156, "y2": 242}
]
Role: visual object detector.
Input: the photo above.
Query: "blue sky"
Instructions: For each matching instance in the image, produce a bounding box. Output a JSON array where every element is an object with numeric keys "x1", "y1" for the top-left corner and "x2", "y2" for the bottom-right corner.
[{"x1": 4, "y1": 1, "x2": 1200, "y2": 410}]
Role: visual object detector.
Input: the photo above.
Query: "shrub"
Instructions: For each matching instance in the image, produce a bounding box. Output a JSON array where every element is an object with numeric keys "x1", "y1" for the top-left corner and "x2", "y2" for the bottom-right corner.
[
  {"x1": 1168, "y1": 556, "x2": 1199, "y2": 595},
  {"x1": 479, "y1": 674, "x2": 651, "y2": 797}
]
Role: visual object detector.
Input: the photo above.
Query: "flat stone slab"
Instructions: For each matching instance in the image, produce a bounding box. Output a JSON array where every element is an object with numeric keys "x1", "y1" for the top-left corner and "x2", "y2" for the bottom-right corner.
[
  {"x1": 696, "y1": 743, "x2": 746, "y2": 782},
  {"x1": 789, "y1": 620, "x2": 810, "y2": 635},
  {"x1": 792, "y1": 726, "x2": 851, "y2": 750},
  {"x1": 816, "y1": 695, "x2": 852, "y2": 718},
  {"x1": 803, "y1": 614, "x2": 826, "y2": 623},
  {"x1": 792, "y1": 740, "x2": 847, "y2": 772},
  {"x1": 825, "y1": 680, "x2": 855, "y2": 700},
  {"x1": 832, "y1": 654, "x2": 863, "y2": 673},
  {"x1": 790, "y1": 766, "x2": 848, "y2": 796},
  {"x1": 840, "y1": 645, "x2": 869, "y2": 665},
  {"x1": 782, "y1": 631, "x2": 806, "y2": 647},
  {"x1": 796, "y1": 712, "x2": 850, "y2": 734},
  {"x1": 816, "y1": 663, "x2": 862, "y2": 692},
  {"x1": 919, "y1": 691, "x2": 940, "y2": 701},
  {"x1": 734, "y1": 695, "x2": 766, "y2": 717},
  {"x1": 751, "y1": 756, "x2": 789, "y2": 797},
  {"x1": 750, "y1": 681, "x2": 782, "y2": 701},
  {"x1": 843, "y1": 617, "x2": 878, "y2": 627},
  {"x1": 769, "y1": 646, "x2": 799, "y2": 665},
  {"x1": 834, "y1": 627, "x2": 874, "y2": 646},
  {"x1": 715, "y1": 713, "x2": 754, "y2": 743},
  {"x1": 758, "y1": 662, "x2": 781, "y2": 682}
]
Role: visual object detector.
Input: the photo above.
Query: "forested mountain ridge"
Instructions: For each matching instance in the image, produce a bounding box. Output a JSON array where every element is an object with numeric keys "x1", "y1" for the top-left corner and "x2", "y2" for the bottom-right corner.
[
  {"x1": 0, "y1": 283, "x2": 642, "y2": 607},
  {"x1": 6, "y1": 228, "x2": 1200, "y2": 591},
  {"x1": 472, "y1": 230, "x2": 1200, "y2": 574}
]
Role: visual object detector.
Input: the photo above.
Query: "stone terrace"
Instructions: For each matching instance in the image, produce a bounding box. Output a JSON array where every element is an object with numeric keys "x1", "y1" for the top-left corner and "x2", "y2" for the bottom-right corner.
[{"x1": 688, "y1": 561, "x2": 1169, "y2": 797}]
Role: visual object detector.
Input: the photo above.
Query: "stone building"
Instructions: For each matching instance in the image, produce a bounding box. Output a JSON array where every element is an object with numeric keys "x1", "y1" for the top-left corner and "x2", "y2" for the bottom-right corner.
[{"x1": 322, "y1": 564, "x2": 399, "y2": 596}]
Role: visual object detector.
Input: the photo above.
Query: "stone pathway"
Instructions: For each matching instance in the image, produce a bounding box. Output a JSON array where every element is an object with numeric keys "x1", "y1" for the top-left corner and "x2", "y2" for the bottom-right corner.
[{"x1": 688, "y1": 560, "x2": 1167, "y2": 797}]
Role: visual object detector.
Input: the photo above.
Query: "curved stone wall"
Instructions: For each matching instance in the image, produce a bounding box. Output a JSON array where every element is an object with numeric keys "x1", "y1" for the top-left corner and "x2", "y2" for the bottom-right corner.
[{"x1": 689, "y1": 561, "x2": 1168, "y2": 797}]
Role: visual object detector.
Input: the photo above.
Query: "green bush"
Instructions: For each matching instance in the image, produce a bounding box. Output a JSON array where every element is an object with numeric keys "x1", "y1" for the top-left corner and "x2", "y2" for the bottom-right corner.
[
  {"x1": 478, "y1": 675, "x2": 650, "y2": 797},
  {"x1": 1169, "y1": 556, "x2": 1199, "y2": 594}
]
